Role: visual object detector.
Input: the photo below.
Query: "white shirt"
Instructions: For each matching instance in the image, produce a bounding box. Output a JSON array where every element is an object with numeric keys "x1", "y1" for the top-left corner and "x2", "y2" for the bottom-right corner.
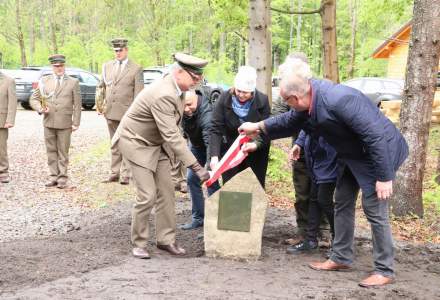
[{"x1": 115, "y1": 58, "x2": 128, "y2": 72}]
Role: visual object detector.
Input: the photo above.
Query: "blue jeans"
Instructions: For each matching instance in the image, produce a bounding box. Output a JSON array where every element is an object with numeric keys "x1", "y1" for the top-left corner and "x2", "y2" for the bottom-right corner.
[{"x1": 187, "y1": 144, "x2": 220, "y2": 224}]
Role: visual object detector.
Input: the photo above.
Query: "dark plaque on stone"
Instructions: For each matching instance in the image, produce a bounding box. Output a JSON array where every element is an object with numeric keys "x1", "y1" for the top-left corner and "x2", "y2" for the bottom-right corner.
[{"x1": 217, "y1": 191, "x2": 252, "y2": 232}]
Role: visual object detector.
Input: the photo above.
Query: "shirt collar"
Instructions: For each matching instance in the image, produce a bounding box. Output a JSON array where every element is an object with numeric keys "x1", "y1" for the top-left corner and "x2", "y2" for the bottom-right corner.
[
  {"x1": 170, "y1": 73, "x2": 183, "y2": 97},
  {"x1": 308, "y1": 82, "x2": 314, "y2": 116},
  {"x1": 53, "y1": 73, "x2": 65, "y2": 80},
  {"x1": 115, "y1": 58, "x2": 128, "y2": 66}
]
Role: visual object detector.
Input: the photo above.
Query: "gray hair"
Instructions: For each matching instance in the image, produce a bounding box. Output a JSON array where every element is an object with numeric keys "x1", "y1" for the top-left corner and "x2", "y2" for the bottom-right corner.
[{"x1": 278, "y1": 58, "x2": 312, "y2": 97}]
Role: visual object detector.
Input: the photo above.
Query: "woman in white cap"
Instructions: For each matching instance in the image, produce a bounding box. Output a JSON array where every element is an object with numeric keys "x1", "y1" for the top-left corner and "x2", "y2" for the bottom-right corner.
[{"x1": 209, "y1": 66, "x2": 270, "y2": 188}]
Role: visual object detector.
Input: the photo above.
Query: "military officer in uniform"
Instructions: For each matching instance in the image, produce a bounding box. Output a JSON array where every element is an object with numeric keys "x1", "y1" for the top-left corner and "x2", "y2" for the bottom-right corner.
[
  {"x1": 113, "y1": 53, "x2": 210, "y2": 259},
  {"x1": 30, "y1": 54, "x2": 81, "y2": 189},
  {"x1": 98, "y1": 38, "x2": 143, "y2": 185},
  {"x1": 0, "y1": 71, "x2": 17, "y2": 183}
]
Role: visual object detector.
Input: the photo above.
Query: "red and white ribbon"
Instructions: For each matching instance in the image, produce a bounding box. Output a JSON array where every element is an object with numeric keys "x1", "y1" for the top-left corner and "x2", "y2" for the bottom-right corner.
[{"x1": 206, "y1": 135, "x2": 251, "y2": 187}]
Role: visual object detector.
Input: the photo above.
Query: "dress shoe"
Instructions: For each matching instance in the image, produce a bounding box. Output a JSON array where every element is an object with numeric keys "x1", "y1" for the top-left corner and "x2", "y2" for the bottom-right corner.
[
  {"x1": 45, "y1": 180, "x2": 58, "y2": 187},
  {"x1": 132, "y1": 247, "x2": 151, "y2": 259},
  {"x1": 0, "y1": 175, "x2": 10, "y2": 183},
  {"x1": 57, "y1": 181, "x2": 67, "y2": 189},
  {"x1": 309, "y1": 259, "x2": 351, "y2": 271},
  {"x1": 179, "y1": 221, "x2": 203, "y2": 230},
  {"x1": 102, "y1": 175, "x2": 119, "y2": 183},
  {"x1": 119, "y1": 177, "x2": 130, "y2": 185},
  {"x1": 157, "y1": 243, "x2": 186, "y2": 256},
  {"x1": 286, "y1": 240, "x2": 318, "y2": 255},
  {"x1": 359, "y1": 274, "x2": 394, "y2": 288}
]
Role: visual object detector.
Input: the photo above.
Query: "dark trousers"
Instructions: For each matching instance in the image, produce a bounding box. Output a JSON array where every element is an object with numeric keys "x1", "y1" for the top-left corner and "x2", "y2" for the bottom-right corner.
[
  {"x1": 292, "y1": 153, "x2": 311, "y2": 233},
  {"x1": 187, "y1": 144, "x2": 220, "y2": 224},
  {"x1": 306, "y1": 182, "x2": 336, "y2": 243},
  {"x1": 222, "y1": 146, "x2": 270, "y2": 189},
  {"x1": 330, "y1": 166, "x2": 394, "y2": 277}
]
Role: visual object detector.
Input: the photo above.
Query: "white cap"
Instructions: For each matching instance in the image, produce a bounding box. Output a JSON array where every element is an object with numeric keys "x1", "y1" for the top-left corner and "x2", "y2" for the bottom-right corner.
[{"x1": 234, "y1": 66, "x2": 257, "y2": 92}]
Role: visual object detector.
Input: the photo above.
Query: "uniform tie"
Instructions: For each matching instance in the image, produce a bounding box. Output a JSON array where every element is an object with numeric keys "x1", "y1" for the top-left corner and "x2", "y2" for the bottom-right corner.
[
  {"x1": 115, "y1": 61, "x2": 122, "y2": 80},
  {"x1": 55, "y1": 76, "x2": 61, "y2": 92}
]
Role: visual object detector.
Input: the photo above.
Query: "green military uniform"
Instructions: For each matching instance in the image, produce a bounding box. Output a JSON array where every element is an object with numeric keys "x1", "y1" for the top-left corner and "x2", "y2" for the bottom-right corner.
[
  {"x1": 98, "y1": 38, "x2": 143, "y2": 183},
  {"x1": 30, "y1": 54, "x2": 81, "y2": 188},
  {"x1": 113, "y1": 53, "x2": 208, "y2": 254},
  {"x1": 0, "y1": 72, "x2": 17, "y2": 183}
]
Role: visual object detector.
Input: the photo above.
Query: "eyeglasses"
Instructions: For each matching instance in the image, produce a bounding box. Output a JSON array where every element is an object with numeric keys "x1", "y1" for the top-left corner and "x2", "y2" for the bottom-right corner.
[{"x1": 185, "y1": 69, "x2": 203, "y2": 82}]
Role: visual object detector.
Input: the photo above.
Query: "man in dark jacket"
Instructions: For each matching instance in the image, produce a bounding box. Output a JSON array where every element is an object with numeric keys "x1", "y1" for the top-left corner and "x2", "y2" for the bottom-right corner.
[
  {"x1": 239, "y1": 58, "x2": 408, "y2": 287},
  {"x1": 179, "y1": 90, "x2": 220, "y2": 230}
]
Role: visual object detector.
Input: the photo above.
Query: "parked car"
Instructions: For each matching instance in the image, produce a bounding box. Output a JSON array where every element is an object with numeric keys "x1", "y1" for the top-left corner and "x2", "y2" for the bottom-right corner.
[
  {"x1": 143, "y1": 67, "x2": 224, "y2": 104},
  {"x1": 342, "y1": 77, "x2": 404, "y2": 107},
  {"x1": 1, "y1": 67, "x2": 99, "y2": 110}
]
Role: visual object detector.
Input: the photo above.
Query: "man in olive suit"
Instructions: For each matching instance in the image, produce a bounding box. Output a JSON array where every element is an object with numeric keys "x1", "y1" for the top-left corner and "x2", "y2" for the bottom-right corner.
[
  {"x1": 113, "y1": 53, "x2": 210, "y2": 259},
  {"x1": 0, "y1": 71, "x2": 17, "y2": 183},
  {"x1": 30, "y1": 54, "x2": 81, "y2": 189},
  {"x1": 98, "y1": 38, "x2": 143, "y2": 185}
]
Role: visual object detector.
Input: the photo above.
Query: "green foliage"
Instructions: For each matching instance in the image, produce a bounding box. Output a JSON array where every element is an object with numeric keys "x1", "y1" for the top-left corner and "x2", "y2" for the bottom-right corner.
[
  {"x1": 0, "y1": 0, "x2": 414, "y2": 81},
  {"x1": 266, "y1": 146, "x2": 291, "y2": 183},
  {"x1": 423, "y1": 179, "x2": 440, "y2": 213}
]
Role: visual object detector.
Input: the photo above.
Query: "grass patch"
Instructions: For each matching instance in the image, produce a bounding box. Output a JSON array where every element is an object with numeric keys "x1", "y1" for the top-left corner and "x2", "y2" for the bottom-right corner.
[{"x1": 266, "y1": 140, "x2": 295, "y2": 209}]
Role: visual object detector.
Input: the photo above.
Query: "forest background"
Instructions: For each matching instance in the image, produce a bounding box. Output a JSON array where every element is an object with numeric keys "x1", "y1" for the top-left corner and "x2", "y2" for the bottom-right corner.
[{"x1": 0, "y1": 0, "x2": 413, "y2": 85}]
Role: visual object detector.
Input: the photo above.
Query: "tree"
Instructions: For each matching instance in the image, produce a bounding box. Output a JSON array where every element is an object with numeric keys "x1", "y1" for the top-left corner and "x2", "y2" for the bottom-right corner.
[
  {"x1": 14, "y1": 0, "x2": 27, "y2": 66},
  {"x1": 271, "y1": 0, "x2": 339, "y2": 82},
  {"x1": 248, "y1": 0, "x2": 272, "y2": 103},
  {"x1": 392, "y1": 0, "x2": 440, "y2": 217}
]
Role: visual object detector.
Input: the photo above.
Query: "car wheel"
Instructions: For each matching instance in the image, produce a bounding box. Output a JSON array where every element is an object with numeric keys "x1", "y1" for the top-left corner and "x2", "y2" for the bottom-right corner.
[
  {"x1": 82, "y1": 104, "x2": 94, "y2": 110},
  {"x1": 21, "y1": 102, "x2": 32, "y2": 110}
]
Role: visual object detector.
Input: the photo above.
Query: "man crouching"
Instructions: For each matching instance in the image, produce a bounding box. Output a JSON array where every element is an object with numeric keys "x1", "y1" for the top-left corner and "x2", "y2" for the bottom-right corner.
[{"x1": 113, "y1": 53, "x2": 210, "y2": 259}]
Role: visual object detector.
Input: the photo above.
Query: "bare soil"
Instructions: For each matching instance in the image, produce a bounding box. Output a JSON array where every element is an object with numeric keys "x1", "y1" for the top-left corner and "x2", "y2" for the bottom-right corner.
[{"x1": 0, "y1": 111, "x2": 439, "y2": 300}]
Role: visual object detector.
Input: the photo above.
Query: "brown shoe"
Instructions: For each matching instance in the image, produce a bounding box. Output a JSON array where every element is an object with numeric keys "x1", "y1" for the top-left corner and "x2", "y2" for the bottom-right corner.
[
  {"x1": 157, "y1": 243, "x2": 186, "y2": 256},
  {"x1": 57, "y1": 181, "x2": 67, "y2": 189},
  {"x1": 0, "y1": 175, "x2": 10, "y2": 183},
  {"x1": 132, "y1": 247, "x2": 151, "y2": 259},
  {"x1": 119, "y1": 177, "x2": 130, "y2": 185},
  {"x1": 45, "y1": 180, "x2": 58, "y2": 187},
  {"x1": 309, "y1": 259, "x2": 351, "y2": 271},
  {"x1": 102, "y1": 175, "x2": 119, "y2": 183},
  {"x1": 359, "y1": 274, "x2": 394, "y2": 288}
]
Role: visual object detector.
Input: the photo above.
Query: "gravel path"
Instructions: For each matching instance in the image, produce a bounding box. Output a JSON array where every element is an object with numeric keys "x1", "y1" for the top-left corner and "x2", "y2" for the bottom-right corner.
[{"x1": 0, "y1": 109, "x2": 128, "y2": 242}]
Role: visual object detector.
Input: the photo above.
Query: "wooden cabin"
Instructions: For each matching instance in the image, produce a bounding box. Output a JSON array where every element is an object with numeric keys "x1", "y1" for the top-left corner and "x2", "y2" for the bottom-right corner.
[{"x1": 372, "y1": 21, "x2": 440, "y2": 123}]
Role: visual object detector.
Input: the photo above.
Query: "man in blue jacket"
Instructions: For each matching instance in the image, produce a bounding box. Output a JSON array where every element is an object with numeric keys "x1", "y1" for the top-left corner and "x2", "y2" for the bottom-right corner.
[{"x1": 239, "y1": 58, "x2": 408, "y2": 287}]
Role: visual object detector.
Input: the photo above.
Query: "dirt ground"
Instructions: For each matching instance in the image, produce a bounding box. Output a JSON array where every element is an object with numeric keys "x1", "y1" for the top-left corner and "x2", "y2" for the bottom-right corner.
[{"x1": 0, "y1": 110, "x2": 439, "y2": 300}]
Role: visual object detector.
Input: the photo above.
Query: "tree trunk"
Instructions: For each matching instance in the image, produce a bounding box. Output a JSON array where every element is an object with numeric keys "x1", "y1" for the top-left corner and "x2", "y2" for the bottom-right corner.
[
  {"x1": 49, "y1": 0, "x2": 58, "y2": 53},
  {"x1": 320, "y1": 0, "x2": 338, "y2": 82},
  {"x1": 29, "y1": 6, "x2": 36, "y2": 65},
  {"x1": 248, "y1": 0, "x2": 272, "y2": 104},
  {"x1": 391, "y1": 0, "x2": 440, "y2": 217},
  {"x1": 15, "y1": 0, "x2": 27, "y2": 67},
  {"x1": 347, "y1": 0, "x2": 357, "y2": 78},
  {"x1": 297, "y1": 0, "x2": 302, "y2": 50}
]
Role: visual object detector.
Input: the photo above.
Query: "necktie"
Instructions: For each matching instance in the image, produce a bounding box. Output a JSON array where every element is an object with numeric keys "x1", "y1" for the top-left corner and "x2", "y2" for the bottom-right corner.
[
  {"x1": 55, "y1": 76, "x2": 61, "y2": 92},
  {"x1": 115, "y1": 61, "x2": 122, "y2": 80}
]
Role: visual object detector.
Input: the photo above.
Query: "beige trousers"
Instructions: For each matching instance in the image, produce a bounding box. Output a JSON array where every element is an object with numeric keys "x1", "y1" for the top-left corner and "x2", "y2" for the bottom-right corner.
[
  {"x1": 0, "y1": 128, "x2": 9, "y2": 176},
  {"x1": 44, "y1": 127, "x2": 71, "y2": 181},
  {"x1": 107, "y1": 119, "x2": 130, "y2": 178},
  {"x1": 129, "y1": 153, "x2": 176, "y2": 248}
]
